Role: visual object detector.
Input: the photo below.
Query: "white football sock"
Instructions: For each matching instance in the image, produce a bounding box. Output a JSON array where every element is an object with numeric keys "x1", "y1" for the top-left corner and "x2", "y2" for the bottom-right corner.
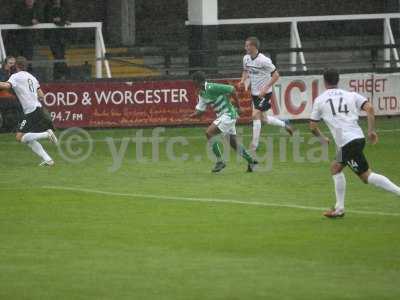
[
  {"x1": 264, "y1": 116, "x2": 286, "y2": 128},
  {"x1": 251, "y1": 120, "x2": 262, "y2": 149},
  {"x1": 27, "y1": 141, "x2": 52, "y2": 162},
  {"x1": 21, "y1": 132, "x2": 49, "y2": 143},
  {"x1": 368, "y1": 172, "x2": 400, "y2": 196},
  {"x1": 333, "y1": 172, "x2": 346, "y2": 210}
]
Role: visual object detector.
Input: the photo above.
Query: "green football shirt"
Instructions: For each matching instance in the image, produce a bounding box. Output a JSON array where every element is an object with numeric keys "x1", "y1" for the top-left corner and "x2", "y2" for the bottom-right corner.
[{"x1": 195, "y1": 82, "x2": 238, "y2": 119}]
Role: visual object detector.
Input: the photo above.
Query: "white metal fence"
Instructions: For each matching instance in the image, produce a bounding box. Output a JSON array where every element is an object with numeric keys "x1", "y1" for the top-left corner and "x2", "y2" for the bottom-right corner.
[{"x1": 187, "y1": 13, "x2": 400, "y2": 71}]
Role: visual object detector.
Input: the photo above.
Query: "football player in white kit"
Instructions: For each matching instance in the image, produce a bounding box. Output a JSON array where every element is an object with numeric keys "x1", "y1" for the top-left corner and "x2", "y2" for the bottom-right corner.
[
  {"x1": 310, "y1": 69, "x2": 400, "y2": 218},
  {"x1": 0, "y1": 57, "x2": 58, "y2": 166},
  {"x1": 239, "y1": 37, "x2": 294, "y2": 152}
]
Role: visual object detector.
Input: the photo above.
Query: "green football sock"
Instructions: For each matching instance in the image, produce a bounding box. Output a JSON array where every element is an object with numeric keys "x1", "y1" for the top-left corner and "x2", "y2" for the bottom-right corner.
[
  {"x1": 239, "y1": 145, "x2": 254, "y2": 163},
  {"x1": 211, "y1": 141, "x2": 223, "y2": 162}
]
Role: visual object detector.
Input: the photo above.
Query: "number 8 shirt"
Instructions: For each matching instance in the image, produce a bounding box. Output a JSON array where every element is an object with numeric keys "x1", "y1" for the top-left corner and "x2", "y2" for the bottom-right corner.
[{"x1": 7, "y1": 71, "x2": 42, "y2": 114}]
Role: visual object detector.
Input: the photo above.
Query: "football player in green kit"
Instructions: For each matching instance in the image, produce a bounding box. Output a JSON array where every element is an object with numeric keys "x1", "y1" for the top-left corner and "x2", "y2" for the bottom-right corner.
[{"x1": 187, "y1": 71, "x2": 258, "y2": 173}]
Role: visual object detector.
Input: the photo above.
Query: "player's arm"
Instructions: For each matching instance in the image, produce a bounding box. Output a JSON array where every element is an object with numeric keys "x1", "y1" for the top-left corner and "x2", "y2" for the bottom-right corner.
[
  {"x1": 187, "y1": 96, "x2": 207, "y2": 119},
  {"x1": 309, "y1": 121, "x2": 330, "y2": 144},
  {"x1": 230, "y1": 88, "x2": 243, "y2": 115},
  {"x1": 187, "y1": 109, "x2": 205, "y2": 118},
  {"x1": 0, "y1": 82, "x2": 12, "y2": 90},
  {"x1": 239, "y1": 70, "x2": 249, "y2": 87},
  {"x1": 309, "y1": 99, "x2": 329, "y2": 144},
  {"x1": 239, "y1": 56, "x2": 249, "y2": 89},
  {"x1": 362, "y1": 101, "x2": 378, "y2": 144},
  {"x1": 260, "y1": 70, "x2": 280, "y2": 98}
]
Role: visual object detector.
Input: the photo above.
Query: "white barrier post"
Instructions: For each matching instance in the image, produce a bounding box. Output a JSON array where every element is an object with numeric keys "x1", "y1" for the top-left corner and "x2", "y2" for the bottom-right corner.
[
  {"x1": 95, "y1": 25, "x2": 103, "y2": 78},
  {"x1": 98, "y1": 26, "x2": 112, "y2": 78},
  {"x1": 0, "y1": 30, "x2": 6, "y2": 62},
  {"x1": 290, "y1": 21, "x2": 307, "y2": 72},
  {"x1": 290, "y1": 21, "x2": 297, "y2": 72},
  {"x1": 384, "y1": 18, "x2": 400, "y2": 68},
  {"x1": 293, "y1": 22, "x2": 307, "y2": 71},
  {"x1": 384, "y1": 18, "x2": 391, "y2": 68}
]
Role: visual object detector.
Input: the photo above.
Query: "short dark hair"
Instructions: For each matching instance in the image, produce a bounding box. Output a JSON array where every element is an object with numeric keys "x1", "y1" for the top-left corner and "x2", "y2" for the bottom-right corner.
[
  {"x1": 2, "y1": 56, "x2": 15, "y2": 69},
  {"x1": 191, "y1": 71, "x2": 206, "y2": 86},
  {"x1": 5, "y1": 56, "x2": 15, "y2": 63},
  {"x1": 323, "y1": 68, "x2": 339, "y2": 86},
  {"x1": 15, "y1": 56, "x2": 28, "y2": 71},
  {"x1": 246, "y1": 36, "x2": 260, "y2": 49}
]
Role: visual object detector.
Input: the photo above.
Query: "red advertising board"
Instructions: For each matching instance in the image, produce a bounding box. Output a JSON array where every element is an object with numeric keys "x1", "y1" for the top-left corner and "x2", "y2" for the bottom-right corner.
[
  {"x1": 41, "y1": 79, "x2": 253, "y2": 128},
  {"x1": 4, "y1": 72, "x2": 399, "y2": 129}
]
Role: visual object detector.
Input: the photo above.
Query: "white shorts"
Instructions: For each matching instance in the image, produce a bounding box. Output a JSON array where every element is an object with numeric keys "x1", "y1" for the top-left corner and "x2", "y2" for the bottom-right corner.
[{"x1": 213, "y1": 114, "x2": 237, "y2": 135}]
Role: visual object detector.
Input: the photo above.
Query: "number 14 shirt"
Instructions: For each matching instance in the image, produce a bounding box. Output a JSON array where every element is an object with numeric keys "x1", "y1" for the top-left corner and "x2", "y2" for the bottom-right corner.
[{"x1": 310, "y1": 88, "x2": 368, "y2": 147}]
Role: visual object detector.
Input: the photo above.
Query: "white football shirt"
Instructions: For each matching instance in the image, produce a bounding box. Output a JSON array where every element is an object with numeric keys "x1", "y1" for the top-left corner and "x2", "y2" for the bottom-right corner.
[
  {"x1": 243, "y1": 52, "x2": 276, "y2": 96},
  {"x1": 7, "y1": 71, "x2": 42, "y2": 114},
  {"x1": 310, "y1": 88, "x2": 368, "y2": 147}
]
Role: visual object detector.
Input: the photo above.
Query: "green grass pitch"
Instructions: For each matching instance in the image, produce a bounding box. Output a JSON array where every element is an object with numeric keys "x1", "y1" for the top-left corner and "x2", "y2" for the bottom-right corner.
[{"x1": 1, "y1": 118, "x2": 400, "y2": 300}]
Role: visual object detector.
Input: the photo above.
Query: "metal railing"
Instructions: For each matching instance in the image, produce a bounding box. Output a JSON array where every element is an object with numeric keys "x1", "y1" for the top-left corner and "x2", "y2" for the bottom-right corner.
[
  {"x1": 105, "y1": 44, "x2": 400, "y2": 77},
  {"x1": 0, "y1": 22, "x2": 111, "y2": 78},
  {"x1": 186, "y1": 13, "x2": 400, "y2": 71}
]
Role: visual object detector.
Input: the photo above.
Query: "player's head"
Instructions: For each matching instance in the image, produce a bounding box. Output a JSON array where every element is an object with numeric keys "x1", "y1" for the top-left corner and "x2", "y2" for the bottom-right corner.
[
  {"x1": 323, "y1": 68, "x2": 340, "y2": 88},
  {"x1": 15, "y1": 56, "x2": 28, "y2": 72},
  {"x1": 192, "y1": 71, "x2": 206, "y2": 89},
  {"x1": 245, "y1": 37, "x2": 260, "y2": 55},
  {"x1": 3, "y1": 56, "x2": 16, "y2": 71}
]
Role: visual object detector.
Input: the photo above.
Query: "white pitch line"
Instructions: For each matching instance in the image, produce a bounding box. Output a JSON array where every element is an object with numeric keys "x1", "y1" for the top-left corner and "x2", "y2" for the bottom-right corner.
[{"x1": 40, "y1": 185, "x2": 400, "y2": 217}]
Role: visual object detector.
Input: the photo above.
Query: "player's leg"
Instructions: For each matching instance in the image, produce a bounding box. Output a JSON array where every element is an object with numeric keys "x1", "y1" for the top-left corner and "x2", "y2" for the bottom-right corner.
[
  {"x1": 17, "y1": 132, "x2": 53, "y2": 165},
  {"x1": 332, "y1": 161, "x2": 347, "y2": 212},
  {"x1": 229, "y1": 134, "x2": 253, "y2": 162},
  {"x1": 205, "y1": 123, "x2": 225, "y2": 172},
  {"x1": 359, "y1": 170, "x2": 400, "y2": 195},
  {"x1": 250, "y1": 106, "x2": 262, "y2": 152},
  {"x1": 223, "y1": 116, "x2": 257, "y2": 172},
  {"x1": 20, "y1": 131, "x2": 50, "y2": 143},
  {"x1": 40, "y1": 107, "x2": 58, "y2": 144},
  {"x1": 206, "y1": 123, "x2": 223, "y2": 160},
  {"x1": 20, "y1": 129, "x2": 58, "y2": 144},
  {"x1": 343, "y1": 139, "x2": 400, "y2": 195},
  {"x1": 263, "y1": 113, "x2": 294, "y2": 136},
  {"x1": 20, "y1": 108, "x2": 57, "y2": 144},
  {"x1": 17, "y1": 109, "x2": 56, "y2": 166},
  {"x1": 263, "y1": 114, "x2": 285, "y2": 127},
  {"x1": 256, "y1": 93, "x2": 294, "y2": 135},
  {"x1": 324, "y1": 143, "x2": 349, "y2": 218},
  {"x1": 229, "y1": 134, "x2": 258, "y2": 172},
  {"x1": 251, "y1": 95, "x2": 293, "y2": 151},
  {"x1": 363, "y1": 170, "x2": 400, "y2": 195}
]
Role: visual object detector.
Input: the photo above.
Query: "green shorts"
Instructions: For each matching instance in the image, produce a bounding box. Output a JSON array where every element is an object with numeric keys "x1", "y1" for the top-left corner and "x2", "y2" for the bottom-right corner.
[{"x1": 18, "y1": 107, "x2": 54, "y2": 133}]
